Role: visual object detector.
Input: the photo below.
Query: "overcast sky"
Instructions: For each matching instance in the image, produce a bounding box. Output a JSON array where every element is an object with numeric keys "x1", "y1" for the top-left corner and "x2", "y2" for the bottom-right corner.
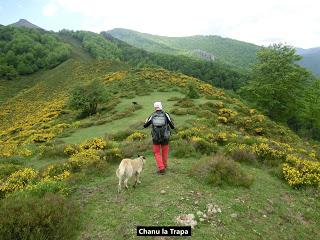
[{"x1": 1, "y1": 0, "x2": 319, "y2": 48}]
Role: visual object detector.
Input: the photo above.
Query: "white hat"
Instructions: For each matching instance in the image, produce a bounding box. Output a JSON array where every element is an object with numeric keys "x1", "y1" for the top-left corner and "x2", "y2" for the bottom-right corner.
[{"x1": 154, "y1": 101, "x2": 162, "y2": 110}]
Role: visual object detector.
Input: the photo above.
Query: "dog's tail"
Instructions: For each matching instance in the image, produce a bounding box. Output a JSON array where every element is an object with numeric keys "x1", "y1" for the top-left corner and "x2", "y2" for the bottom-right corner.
[{"x1": 116, "y1": 166, "x2": 125, "y2": 179}]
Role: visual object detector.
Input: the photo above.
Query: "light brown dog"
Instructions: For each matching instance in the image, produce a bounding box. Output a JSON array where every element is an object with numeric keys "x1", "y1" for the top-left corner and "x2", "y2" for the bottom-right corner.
[{"x1": 116, "y1": 155, "x2": 146, "y2": 193}]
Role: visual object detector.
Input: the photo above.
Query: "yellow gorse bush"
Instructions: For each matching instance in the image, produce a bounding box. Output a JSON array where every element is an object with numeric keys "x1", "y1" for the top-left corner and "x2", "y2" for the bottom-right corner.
[
  {"x1": 254, "y1": 127, "x2": 263, "y2": 135},
  {"x1": 104, "y1": 71, "x2": 128, "y2": 83},
  {"x1": 249, "y1": 109, "x2": 257, "y2": 114},
  {"x1": 251, "y1": 143, "x2": 286, "y2": 161},
  {"x1": 218, "y1": 116, "x2": 228, "y2": 124},
  {"x1": 0, "y1": 93, "x2": 69, "y2": 157},
  {"x1": 69, "y1": 148, "x2": 101, "y2": 164},
  {"x1": 126, "y1": 131, "x2": 147, "y2": 141},
  {"x1": 67, "y1": 138, "x2": 108, "y2": 170},
  {"x1": 0, "y1": 168, "x2": 39, "y2": 194},
  {"x1": 177, "y1": 127, "x2": 203, "y2": 140},
  {"x1": 64, "y1": 144, "x2": 79, "y2": 156},
  {"x1": 282, "y1": 154, "x2": 320, "y2": 187},
  {"x1": 216, "y1": 132, "x2": 228, "y2": 142},
  {"x1": 217, "y1": 108, "x2": 237, "y2": 125},
  {"x1": 80, "y1": 137, "x2": 107, "y2": 150},
  {"x1": 214, "y1": 101, "x2": 224, "y2": 108},
  {"x1": 219, "y1": 108, "x2": 237, "y2": 118},
  {"x1": 0, "y1": 143, "x2": 32, "y2": 158},
  {"x1": 226, "y1": 141, "x2": 320, "y2": 187}
]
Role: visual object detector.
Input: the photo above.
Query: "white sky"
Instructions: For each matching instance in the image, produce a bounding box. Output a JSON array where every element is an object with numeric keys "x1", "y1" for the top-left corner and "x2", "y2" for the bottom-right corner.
[{"x1": 4, "y1": 0, "x2": 320, "y2": 48}]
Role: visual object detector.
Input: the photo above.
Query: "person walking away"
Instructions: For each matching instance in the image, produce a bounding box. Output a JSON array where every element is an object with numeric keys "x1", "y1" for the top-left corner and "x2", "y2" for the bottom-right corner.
[{"x1": 144, "y1": 102, "x2": 175, "y2": 174}]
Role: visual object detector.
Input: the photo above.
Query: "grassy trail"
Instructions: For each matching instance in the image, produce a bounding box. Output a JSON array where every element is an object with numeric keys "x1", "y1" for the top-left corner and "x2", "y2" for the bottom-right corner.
[{"x1": 72, "y1": 152, "x2": 319, "y2": 240}]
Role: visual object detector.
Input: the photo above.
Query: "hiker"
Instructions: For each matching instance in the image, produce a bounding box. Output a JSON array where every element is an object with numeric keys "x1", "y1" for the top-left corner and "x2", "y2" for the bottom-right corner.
[{"x1": 144, "y1": 102, "x2": 175, "y2": 174}]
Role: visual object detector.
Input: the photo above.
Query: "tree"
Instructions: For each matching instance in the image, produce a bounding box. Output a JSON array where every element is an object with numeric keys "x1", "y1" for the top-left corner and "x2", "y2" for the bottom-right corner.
[
  {"x1": 0, "y1": 64, "x2": 18, "y2": 79},
  {"x1": 300, "y1": 79, "x2": 320, "y2": 139},
  {"x1": 241, "y1": 44, "x2": 311, "y2": 122},
  {"x1": 69, "y1": 80, "x2": 109, "y2": 117},
  {"x1": 186, "y1": 82, "x2": 200, "y2": 99}
]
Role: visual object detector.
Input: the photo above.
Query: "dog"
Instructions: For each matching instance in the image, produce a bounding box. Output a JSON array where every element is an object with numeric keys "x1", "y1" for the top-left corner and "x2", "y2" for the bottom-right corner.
[{"x1": 116, "y1": 155, "x2": 146, "y2": 193}]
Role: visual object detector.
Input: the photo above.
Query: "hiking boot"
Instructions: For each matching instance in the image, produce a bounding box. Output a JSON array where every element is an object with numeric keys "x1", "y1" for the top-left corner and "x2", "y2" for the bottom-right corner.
[{"x1": 158, "y1": 169, "x2": 166, "y2": 175}]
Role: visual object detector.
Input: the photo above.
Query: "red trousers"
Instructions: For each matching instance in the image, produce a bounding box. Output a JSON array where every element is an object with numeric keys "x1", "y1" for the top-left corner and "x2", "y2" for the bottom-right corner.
[{"x1": 153, "y1": 144, "x2": 169, "y2": 170}]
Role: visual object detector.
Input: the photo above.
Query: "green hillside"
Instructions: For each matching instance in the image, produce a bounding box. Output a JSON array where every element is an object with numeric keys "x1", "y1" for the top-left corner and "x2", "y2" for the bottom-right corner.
[
  {"x1": 107, "y1": 28, "x2": 260, "y2": 69},
  {"x1": 0, "y1": 26, "x2": 71, "y2": 79},
  {"x1": 60, "y1": 30, "x2": 248, "y2": 90},
  {"x1": 0, "y1": 31, "x2": 320, "y2": 240}
]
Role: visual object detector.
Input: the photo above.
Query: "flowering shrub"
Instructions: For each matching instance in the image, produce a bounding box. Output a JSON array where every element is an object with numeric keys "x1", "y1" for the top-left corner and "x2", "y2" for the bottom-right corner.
[
  {"x1": 254, "y1": 127, "x2": 263, "y2": 135},
  {"x1": 249, "y1": 109, "x2": 257, "y2": 114},
  {"x1": 42, "y1": 163, "x2": 71, "y2": 179},
  {"x1": 68, "y1": 149, "x2": 102, "y2": 172},
  {"x1": 0, "y1": 143, "x2": 32, "y2": 158},
  {"x1": 31, "y1": 133, "x2": 56, "y2": 143},
  {"x1": 218, "y1": 108, "x2": 237, "y2": 124},
  {"x1": 0, "y1": 168, "x2": 39, "y2": 196},
  {"x1": 80, "y1": 137, "x2": 107, "y2": 150},
  {"x1": 235, "y1": 113, "x2": 267, "y2": 135},
  {"x1": 64, "y1": 144, "x2": 79, "y2": 156},
  {"x1": 219, "y1": 108, "x2": 237, "y2": 118},
  {"x1": 253, "y1": 114, "x2": 265, "y2": 122},
  {"x1": 191, "y1": 136, "x2": 217, "y2": 155},
  {"x1": 104, "y1": 71, "x2": 128, "y2": 83},
  {"x1": 216, "y1": 132, "x2": 228, "y2": 143},
  {"x1": 177, "y1": 127, "x2": 203, "y2": 140},
  {"x1": 282, "y1": 155, "x2": 320, "y2": 187},
  {"x1": 251, "y1": 143, "x2": 286, "y2": 163},
  {"x1": 0, "y1": 97, "x2": 66, "y2": 148},
  {"x1": 214, "y1": 101, "x2": 224, "y2": 108},
  {"x1": 126, "y1": 131, "x2": 147, "y2": 141},
  {"x1": 218, "y1": 116, "x2": 228, "y2": 124}
]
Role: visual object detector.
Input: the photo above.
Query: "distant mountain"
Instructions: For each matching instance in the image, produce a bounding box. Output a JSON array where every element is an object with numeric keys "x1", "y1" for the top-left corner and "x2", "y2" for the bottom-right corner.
[
  {"x1": 107, "y1": 28, "x2": 260, "y2": 69},
  {"x1": 9, "y1": 19, "x2": 43, "y2": 30},
  {"x1": 296, "y1": 47, "x2": 320, "y2": 76},
  {"x1": 296, "y1": 47, "x2": 320, "y2": 55}
]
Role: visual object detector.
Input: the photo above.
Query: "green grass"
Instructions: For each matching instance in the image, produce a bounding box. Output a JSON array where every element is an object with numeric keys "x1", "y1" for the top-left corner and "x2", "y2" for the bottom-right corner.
[
  {"x1": 71, "y1": 154, "x2": 319, "y2": 240},
  {"x1": 61, "y1": 91, "x2": 205, "y2": 144},
  {"x1": 55, "y1": 92, "x2": 320, "y2": 239}
]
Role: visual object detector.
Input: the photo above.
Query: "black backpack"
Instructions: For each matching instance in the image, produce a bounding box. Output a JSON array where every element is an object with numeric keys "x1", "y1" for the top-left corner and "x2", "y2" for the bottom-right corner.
[{"x1": 151, "y1": 111, "x2": 170, "y2": 142}]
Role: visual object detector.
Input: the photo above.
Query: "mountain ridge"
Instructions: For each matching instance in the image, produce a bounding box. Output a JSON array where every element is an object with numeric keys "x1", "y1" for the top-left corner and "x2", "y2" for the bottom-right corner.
[
  {"x1": 106, "y1": 28, "x2": 260, "y2": 69},
  {"x1": 9, "y1": 19, "x2": 43, "y2": 30},
  {"x1": 296, "y1": 47, "x2": 320, "y2": 76}
]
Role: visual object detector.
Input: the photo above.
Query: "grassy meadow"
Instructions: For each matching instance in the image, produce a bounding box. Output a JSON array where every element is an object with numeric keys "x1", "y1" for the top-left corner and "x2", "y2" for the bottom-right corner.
[{"x1": 0, "y1": 36, "x2": 319, "y2": 240}]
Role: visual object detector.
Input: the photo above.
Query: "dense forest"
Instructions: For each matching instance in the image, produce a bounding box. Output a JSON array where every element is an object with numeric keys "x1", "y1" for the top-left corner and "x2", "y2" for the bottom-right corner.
[{"x1": 0, "y1": 26, "x2": 71, "y2": 79}]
